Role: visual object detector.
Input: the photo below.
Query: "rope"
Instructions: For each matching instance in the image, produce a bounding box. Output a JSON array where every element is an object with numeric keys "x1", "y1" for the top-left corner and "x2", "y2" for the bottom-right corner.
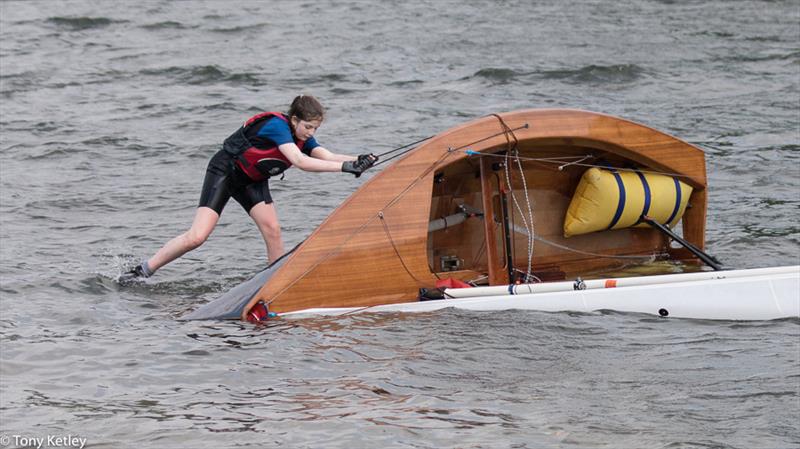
[
  {"x1": 373, "y1": 135, "x2": 434, "y2": 167},
  {"x1": 375, "y1": 135, "x2": 434, "y2": 158},
  {"x1": 379, "y1": 212, "x2": 427, "y2": 286},
  {"x1": 499, "y1": 218, "x2": 660, "y2": 261},
  {"x1": 451, "y1": 123, "x2": 529, "y2": 153},
  {"x1": 490, "y1": 114, "x2": 537, "y2": 283},
  {"x1": 534, "y1": 235, "x2": 662, "y2": 260},
  {"x1": 373, "y1": 122, "x2": 533, "y2": 170},
  {"x1": 512, "y1": 150, "x2": 537, "y2": 281}
]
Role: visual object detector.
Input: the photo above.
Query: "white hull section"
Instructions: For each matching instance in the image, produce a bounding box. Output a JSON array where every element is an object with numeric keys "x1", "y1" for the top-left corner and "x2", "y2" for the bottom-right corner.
[{"x1": 283, "y1": 266, "x2": 800, "y2": 321}]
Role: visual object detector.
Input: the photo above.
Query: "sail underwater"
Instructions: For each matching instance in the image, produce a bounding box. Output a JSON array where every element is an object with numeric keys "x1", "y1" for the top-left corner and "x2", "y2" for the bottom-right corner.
[{"x1": 181, "y1": 109, "x2": 800, "y2": 322}]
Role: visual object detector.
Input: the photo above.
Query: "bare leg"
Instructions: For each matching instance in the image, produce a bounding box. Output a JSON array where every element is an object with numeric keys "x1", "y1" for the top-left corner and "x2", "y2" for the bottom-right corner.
[
  {"x1": 248, "y1": 202, "x2": 284, "y2": 263},
  {"x1": 146, "y1": 207, "x2": 220, "y2": 273}
]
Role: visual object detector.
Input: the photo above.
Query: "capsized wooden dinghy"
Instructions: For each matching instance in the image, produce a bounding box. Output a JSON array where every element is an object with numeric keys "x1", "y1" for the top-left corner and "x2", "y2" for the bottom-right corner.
[{"x1": 181, "y1": 109, "x2": 800, "y2": 322}]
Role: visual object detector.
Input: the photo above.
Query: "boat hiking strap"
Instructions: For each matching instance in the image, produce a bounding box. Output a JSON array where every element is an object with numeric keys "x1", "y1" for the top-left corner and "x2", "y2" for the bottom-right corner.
[{"x1": 640, "y1": 215, "x2": 722, "y2": 271}]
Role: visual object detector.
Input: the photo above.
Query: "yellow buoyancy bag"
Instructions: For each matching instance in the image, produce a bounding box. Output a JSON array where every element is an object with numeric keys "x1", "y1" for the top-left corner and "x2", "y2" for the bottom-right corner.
[{"x1": 564, "y1": 167, "x2": 693, "y2": 238}]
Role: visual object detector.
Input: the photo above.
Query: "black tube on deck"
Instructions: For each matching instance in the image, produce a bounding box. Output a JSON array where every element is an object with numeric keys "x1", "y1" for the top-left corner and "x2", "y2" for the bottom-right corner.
[{"x1": 641, "y1": 215, "x2": 723, "y2": 271}]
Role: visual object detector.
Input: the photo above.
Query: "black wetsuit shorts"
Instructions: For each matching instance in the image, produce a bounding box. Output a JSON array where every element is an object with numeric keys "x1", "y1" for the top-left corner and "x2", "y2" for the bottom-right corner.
[{"x1": 198, "y1": 149, "x2": 273, "y2": 214}]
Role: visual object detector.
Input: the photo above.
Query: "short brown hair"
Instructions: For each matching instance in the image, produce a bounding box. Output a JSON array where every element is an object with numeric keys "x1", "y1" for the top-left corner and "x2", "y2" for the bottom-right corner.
[{"x1": 288, "y1": 95, "x2": 325, "y2": 121}]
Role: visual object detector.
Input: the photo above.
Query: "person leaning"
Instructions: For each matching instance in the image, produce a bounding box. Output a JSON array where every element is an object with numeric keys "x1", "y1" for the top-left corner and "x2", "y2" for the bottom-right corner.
[{"x1": 125, "y1": 95, "x2": 377, "y2": 279}]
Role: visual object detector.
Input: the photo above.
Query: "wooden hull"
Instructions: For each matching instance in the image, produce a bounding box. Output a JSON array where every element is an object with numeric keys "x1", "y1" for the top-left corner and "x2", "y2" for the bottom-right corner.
[{"x1": 234, "y1": 109, "x2": 709, "y2": 318}]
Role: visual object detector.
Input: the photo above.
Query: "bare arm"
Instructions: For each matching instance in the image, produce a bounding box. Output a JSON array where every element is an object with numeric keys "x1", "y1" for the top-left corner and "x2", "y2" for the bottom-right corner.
[
  {"x1": 277, "y1": 143, "x2": 344, "y2": 172},
  {"x1": 309, "y1": 146, "x2": 356, "y2": 162}
]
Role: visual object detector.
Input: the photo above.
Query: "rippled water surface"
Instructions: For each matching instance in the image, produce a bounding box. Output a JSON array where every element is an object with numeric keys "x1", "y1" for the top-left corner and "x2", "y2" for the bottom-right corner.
[{"x1": 1, "y1": 1, "x2": 798, "y2": 448}]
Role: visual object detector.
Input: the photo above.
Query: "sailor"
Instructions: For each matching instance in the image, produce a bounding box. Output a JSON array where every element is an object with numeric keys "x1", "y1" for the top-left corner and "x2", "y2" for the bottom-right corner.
[{"x1": 124, "y1": 95, "x2": 377, "y2": 280}]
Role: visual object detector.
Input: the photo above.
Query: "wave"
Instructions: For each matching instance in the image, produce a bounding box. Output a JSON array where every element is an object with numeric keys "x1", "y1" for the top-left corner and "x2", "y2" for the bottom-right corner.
[
  {"x1": 692, "y1": 30, "x2": 736, "y2": 39},
  {"x1": 209, "y1": 23, "x2": 268, "y2": 34},
  {"x1": 286, "y1": 73, "x2": 371, "y2": 87},
  {"x1": 323, "y1": 73, "x2": 350, "y2": 82},
  {"x1": 3, "y1": 142, "x2": 74, "y2": 159},
  {"x1": 0, "y1": 69, "x2": 47, "y2": 96},
  {"x1": 468, "y1": 64, "x2": 646, "y2": 85},
  {"x1": 744, "y1": 35, "x2": 789, "y2": 43},
  {"x1": 724, "y1": 50, "x2": 800, "y2": 63},
  {"x1": 471, "y1": 67, "x2": 525, "y2": 84},
  {"x1": 80, "y1": 136, "x2": 133, "y2": 147},
  {"x1": 46, "y1": 16, "x2": 125, "y2": 31},
  {"x1": 538, "y1": 64, "x2": 646, "y2": 84},
  {"x1": 138, "y1": 65, "x2": 262, "y2": 86},
  {"x1": 741, "y1": 223, "x2": 800, "y2": 239},
  {"x1": 387, "y1": 79, "x2": 424, "y2": 87},
  {"x1": 141, "y1": 21, "x2": 191, "y2": 30},
  {"x1": 773, "y1": 144, "x2": 800, "y2": 153}
]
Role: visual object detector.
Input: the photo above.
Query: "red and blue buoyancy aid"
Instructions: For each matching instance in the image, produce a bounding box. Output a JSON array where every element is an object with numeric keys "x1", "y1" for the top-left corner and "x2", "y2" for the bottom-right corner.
[{"x1": 222, "y1": 112, "x2": 306, "y2": 181}]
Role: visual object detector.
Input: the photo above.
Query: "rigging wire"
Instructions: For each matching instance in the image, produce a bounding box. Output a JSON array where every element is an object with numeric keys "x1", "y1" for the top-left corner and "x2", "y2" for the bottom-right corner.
[
  {"x1": 450, "y1": 124, "x2": 530, "y2": 153},
  {"x1": 373, "y1": 123, "x2": 530, "y2": 167},
  {"x1": 462, "y1": 151, "x2": 693, "y2": 179},
  {"x1": 379, "y1": 212, "x2": 428, "y2": 286},
  {"x1": 375, "y1": 135, "x2": 434, "y2": 158},
  {"x1": 491, "y1": 114, "x2": 538, "y2": 283},
  {"x1": 373, "y1": 135, "x2": 434, "y2": 166},
  {"x1": 535, "y1": 236, "x2": 664, "y2": 260}
]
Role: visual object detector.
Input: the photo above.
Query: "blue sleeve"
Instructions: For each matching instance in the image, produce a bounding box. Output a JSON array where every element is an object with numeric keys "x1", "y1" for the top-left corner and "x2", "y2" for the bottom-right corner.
[
  {"x1": 256, "y1": 119, "x2": 321, "y2": 155},
  {"x1": 303, "y1": 136, "x2": 320, "y2": 155},
  {"x1": 255, "y1": 118, "x2": 294, "y2": 146}
]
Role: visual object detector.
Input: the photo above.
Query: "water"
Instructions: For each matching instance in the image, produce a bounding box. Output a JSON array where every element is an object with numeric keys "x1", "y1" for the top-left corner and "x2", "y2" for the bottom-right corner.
[{"x1": 1, "y1": 1, "x2": 798, "y2": 448}]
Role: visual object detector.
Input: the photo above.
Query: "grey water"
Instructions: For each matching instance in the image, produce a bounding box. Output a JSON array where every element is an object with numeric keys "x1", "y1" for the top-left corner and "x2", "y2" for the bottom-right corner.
[{"x1": 1, "y1": 1, "x2": 798, "y2": 448}]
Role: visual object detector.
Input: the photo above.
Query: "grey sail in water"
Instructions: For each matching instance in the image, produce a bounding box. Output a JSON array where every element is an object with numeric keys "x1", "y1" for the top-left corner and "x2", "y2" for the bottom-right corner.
[{"x1": 180, "y1": 245, "x2": 298, "y2": 320}]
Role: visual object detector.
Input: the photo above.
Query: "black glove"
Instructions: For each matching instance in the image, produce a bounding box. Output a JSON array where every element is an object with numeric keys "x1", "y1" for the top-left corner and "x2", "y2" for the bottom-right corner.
[
  {"x1": 357, "y1": 153, "x2": 378, "y2": 166},
  {"x1": 342, "y1": 153, "x2": 378, "y2": 178}
]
